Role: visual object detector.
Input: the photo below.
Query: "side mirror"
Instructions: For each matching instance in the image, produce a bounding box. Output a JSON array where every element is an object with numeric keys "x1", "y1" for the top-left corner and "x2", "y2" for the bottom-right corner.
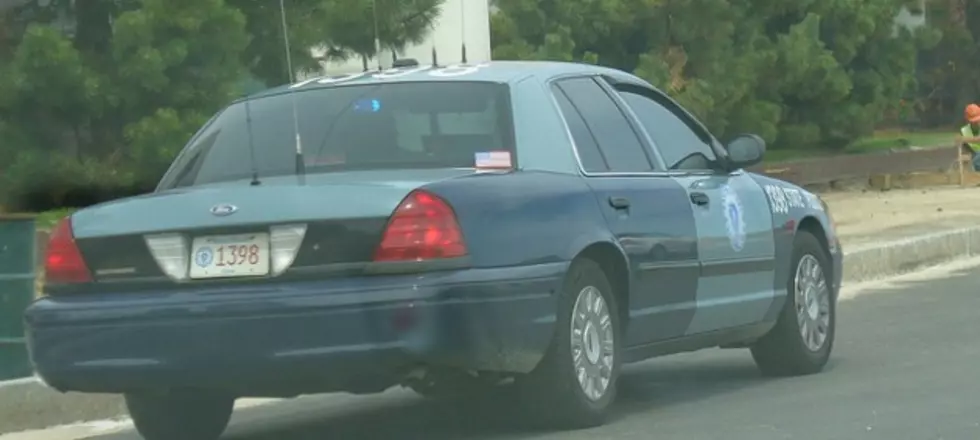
[{"x1": 725, "y1": 134, "x2": 766, "y2": 170}]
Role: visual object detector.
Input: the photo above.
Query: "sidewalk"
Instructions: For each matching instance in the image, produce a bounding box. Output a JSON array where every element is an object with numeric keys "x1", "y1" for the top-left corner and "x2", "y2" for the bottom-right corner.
[
  {"x1": 823, "y1": 185, "x2": 980, "y2": 248},
  {"x1": 823, "y1": 185, "x2": 980, "y2": 282},
  {"x1": 2, "y1": 185, "x2": 980, "y2": 435},
  {"x1": 0, "y1": 381, "x2": 123, "y2": 436}
]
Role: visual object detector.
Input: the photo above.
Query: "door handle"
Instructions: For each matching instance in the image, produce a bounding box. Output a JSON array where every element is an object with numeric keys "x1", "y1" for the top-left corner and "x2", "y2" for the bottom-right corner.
[
  {"x1": 690, "y1": 192, "x2": 709, "y2": 206},
  {"x1": 609, "y1": 196, "x2": 631, "y2": 210}
]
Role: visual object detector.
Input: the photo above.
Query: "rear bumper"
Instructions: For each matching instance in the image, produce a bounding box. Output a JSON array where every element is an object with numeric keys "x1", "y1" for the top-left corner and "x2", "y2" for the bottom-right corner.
[{"x1": 24, "y1": 263, "x2": 565, "y2": 396}]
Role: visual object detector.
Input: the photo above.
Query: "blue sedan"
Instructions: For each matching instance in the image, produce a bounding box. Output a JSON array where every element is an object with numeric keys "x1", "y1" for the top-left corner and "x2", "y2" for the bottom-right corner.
[{"x1": 25, "y1": 60, "x2": 842, "y2": 440}]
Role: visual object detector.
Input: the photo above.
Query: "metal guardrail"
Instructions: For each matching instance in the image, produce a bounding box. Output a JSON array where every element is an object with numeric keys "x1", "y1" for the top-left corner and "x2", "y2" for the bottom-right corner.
[{"x1": 748, "y1": 145, "x2": 959, "y2": 186}]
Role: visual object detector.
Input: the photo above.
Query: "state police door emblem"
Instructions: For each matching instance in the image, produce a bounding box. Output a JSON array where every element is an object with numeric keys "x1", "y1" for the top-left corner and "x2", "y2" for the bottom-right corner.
[{"x1": 721, "y1": 184, "x2": 746, "y2": 252}]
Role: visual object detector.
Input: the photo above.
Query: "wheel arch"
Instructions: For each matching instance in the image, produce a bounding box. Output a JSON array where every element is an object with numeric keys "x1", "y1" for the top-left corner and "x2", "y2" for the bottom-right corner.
[
  {"x1": 573, "y1": 241, "x2": 631, "y2": 333},
  {"x1": 796, "y1": 216, "x2": 834, "y2": 290}
]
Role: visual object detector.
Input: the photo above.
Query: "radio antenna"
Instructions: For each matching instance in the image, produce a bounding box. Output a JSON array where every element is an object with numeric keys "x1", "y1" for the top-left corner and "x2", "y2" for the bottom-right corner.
[
  {"x1": 244, "y1": 98, "x2": 261, "y2": 186},
  {"x1": 430, "y1": 21, "x2": 439, "y2": 66},
  {"x1": 279, "y1": 0, "x2": 306, "y2": 184},
  {"x1": 459, "y1": 0, "x2": 467, "y2": 63},
  {"x1": 372, "y1": 0, "x2": 383, "y2": 70}
]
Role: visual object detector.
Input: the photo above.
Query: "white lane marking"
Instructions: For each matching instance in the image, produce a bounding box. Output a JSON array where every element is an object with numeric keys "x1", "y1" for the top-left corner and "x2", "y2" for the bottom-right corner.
[
  {"x1": 0, "y1": 420, "x2": 130, "y2": 440},
  {"x1": 839, "y1": 256, "x2": 980, "y2": 301},
  {"x1": 0, "y1": 398, "x2": 284, "y2": 440},
  {"x1": 0, "y1": 376, "x2": 39, "y2": 389}
]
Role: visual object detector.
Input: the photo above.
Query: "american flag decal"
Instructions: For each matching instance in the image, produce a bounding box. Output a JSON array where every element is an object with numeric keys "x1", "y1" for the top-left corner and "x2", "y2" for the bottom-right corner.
[{"x1": 474, "y1": 151, "x2": 513, "y2": 169}]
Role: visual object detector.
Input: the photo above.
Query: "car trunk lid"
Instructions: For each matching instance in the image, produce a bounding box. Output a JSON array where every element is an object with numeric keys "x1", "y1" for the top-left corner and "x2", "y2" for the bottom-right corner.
[{"x1": 68, "y1": 169, "x2": 477, "y2": 285}]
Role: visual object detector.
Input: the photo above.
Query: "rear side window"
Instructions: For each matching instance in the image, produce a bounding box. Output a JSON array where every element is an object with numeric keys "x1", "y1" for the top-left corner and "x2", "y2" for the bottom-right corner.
[
  {"x1": 553, "y1": 88, "x2": 609, "y2": 173},
  {"x1": 161, "y1": 81, "x2": 516, "y2": 189},
  {"x1": 552, "y1": 77, "x2": 654, "y2": 173}
]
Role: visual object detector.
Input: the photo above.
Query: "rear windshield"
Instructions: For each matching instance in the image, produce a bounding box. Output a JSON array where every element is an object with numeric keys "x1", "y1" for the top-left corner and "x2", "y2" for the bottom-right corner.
[{"x1": 159, "y1": 81, "x2": 515, "y2": 189}]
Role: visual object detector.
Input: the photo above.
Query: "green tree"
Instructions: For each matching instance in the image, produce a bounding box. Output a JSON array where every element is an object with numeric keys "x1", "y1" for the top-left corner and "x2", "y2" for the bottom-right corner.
[
  {"x1": 0, "y1": 24, "x2": 100, "y2": 156},
  {"x1": 110, "y1": 0, "x2": 250, "y2": 176},
  {"x1": 491, "y1": 0, "x2": 659, "y2": 67},
  {"x1": 0, "y1": 0, "x2": 253, "y2": 206},
  {"x1": 918, "y1": 0, "x2": 975, "y2": 127},
  {"x1": 322, "y1": 0, "x2": 444, "y2": 71},
  {"x1": 229, "y1": 0, "x2": 341, "y2": 87},
  {"x1": 111, "y1": 0, "x2": 249, "y2": 115},
  {"x1": 491, "y1": 0, "x2": 936, "y2": 149}
]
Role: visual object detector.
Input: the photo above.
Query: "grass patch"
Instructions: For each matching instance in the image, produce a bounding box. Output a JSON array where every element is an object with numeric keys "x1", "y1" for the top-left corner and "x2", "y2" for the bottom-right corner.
[
  {"x1": 763, "y1": 128, "x2": 956, "y2": 164},
  {"x1": 34, "y1": 208, "x2": 76, "y2": 230},
  {"x1": 847, "y1": 129, "x2": 954, "y2": 153},
  {"x1": 763, "y1": 149, "x2": 832, "y2": 163}
]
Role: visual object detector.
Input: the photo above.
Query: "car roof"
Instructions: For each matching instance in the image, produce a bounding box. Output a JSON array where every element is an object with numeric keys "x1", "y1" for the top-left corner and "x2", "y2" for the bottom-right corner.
[{"x1": 239, "y1": 60, "x2": 651, "y2": 102}]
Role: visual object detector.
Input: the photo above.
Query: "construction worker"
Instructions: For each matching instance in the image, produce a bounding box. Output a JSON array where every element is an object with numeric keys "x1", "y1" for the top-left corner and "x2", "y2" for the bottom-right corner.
[{"x1": 959, "y1": 104, "x2": 980, "y2": 171}]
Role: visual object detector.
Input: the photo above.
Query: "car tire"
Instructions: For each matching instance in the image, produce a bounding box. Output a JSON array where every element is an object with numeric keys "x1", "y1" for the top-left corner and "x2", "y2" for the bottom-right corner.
[
  {"x1": 751, "y1": 230, "x2": 836, "y2": 376},
  {"x1": 125, "y1": 391, "x2": 235, "y2": 440},
  {"x1": 517, "y1": 258, "x2": 621, "y2": 429}
]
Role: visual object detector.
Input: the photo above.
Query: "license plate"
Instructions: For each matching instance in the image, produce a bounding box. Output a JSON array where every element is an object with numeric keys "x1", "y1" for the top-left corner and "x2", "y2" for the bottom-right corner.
[{"x1": 189, "y1": 233, "x2": 270, "y2": 279}]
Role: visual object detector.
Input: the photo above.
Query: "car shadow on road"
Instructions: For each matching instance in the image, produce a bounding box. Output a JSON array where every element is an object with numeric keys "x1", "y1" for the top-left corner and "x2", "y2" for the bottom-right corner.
[
  {"x1": 616, "y1": 355, "x2": 766, "y2": 411},
  {"x1": 614, "y1": 350, "x2": 844, "y2": 419},
  {"x1": 83, "y1": 351, "x2": 808, "y2": 440}
]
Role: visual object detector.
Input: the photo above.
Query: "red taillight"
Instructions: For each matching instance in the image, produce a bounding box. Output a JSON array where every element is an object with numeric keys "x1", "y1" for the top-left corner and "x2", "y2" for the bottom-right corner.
[
  {"x1": 45, "y1": 217, "x2": 92, "y2": 284},
  {"x1": 373, "y1": 190, "x2": 467, "y2": 262}
]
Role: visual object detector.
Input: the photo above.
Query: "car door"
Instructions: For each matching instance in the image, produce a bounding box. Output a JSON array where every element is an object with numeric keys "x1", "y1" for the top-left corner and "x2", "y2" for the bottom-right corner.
[
  {"x1": 549, "y1": 76, "x2": 701, "y2": 346},
  {"x1": 608, "y1": 81, "x2": 777, "y2": 335}
]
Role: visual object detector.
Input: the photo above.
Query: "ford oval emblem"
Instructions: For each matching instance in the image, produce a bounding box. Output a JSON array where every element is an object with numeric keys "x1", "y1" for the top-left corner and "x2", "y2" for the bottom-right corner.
[{"x1": 210, "y1": 204, "x2": 238, "y2": 217}]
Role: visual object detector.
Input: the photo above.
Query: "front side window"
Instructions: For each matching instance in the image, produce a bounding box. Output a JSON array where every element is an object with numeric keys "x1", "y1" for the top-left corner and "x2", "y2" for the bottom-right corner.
[
  {"x1": 617, "y1": 89, "x2": 719, "y2": 171},
  {"x1": 160, "y1": 81, "x2": 515, "y2": 189}
]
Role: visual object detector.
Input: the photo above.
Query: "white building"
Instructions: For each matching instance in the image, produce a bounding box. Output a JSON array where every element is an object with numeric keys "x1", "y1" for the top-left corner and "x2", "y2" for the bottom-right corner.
[
  {"x1": 309, "y1": 0, "x2": 491, "y2": 77},
  {"x1": 894, "y1": 0, "x2": 927, "y2": 33}
]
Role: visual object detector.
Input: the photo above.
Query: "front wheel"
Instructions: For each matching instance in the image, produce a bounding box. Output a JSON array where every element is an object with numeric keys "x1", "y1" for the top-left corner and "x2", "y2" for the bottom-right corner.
[
  {"x1": 751, "y1": 230, "x2": 836, "y2": 376},
  {"x1": 125, "y1": 391, "x2": 235, "y2": 440},
  {"x1": 517, "y1": 258, "x2": 621, "y2": 429}
]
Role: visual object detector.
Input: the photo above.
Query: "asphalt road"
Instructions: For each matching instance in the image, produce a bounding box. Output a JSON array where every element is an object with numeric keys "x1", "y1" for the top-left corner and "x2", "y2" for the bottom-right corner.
[{"x1": 10, "y1": 260, "x2": 980, "y2": 440}]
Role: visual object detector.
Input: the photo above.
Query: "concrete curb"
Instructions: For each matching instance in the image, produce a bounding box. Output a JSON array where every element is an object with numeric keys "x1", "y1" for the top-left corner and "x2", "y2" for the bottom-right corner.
[
  {"x1": 841, "y1": 226, "x2": 980, "y2": 284},
  {"x1": 4, "y1": 226, "x2": 980, "y2": 433},
  {"x1": 0, "y1": 377, "x2": 125, "y2": 435},
  {"x1": 0, "y1": 376, "x2": 283, "y2": 435}
]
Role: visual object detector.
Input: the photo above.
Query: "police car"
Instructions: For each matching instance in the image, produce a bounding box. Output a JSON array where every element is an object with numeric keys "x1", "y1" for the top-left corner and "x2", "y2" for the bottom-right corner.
[{"x1": 25, "y1": 60, "x2": 842, "y2": 440}]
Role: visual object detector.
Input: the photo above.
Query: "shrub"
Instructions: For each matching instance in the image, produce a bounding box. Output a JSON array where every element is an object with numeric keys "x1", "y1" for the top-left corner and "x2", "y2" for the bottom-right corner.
[{"x1": 0, "y1": 152, "x2": 153, "y2": 213}]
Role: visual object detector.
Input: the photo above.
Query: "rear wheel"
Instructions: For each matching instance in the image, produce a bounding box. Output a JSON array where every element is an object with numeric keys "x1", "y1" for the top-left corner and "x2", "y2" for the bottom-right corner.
[
  {"x1": 517, "y1": 258, "x2": 621, "y2": 429},
  {"x1": 125, "y1": 391, "x2": 234, "y2": 440},
  {"x1": 751, "y1": 230, "x2": 836, "y2": 376}
]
